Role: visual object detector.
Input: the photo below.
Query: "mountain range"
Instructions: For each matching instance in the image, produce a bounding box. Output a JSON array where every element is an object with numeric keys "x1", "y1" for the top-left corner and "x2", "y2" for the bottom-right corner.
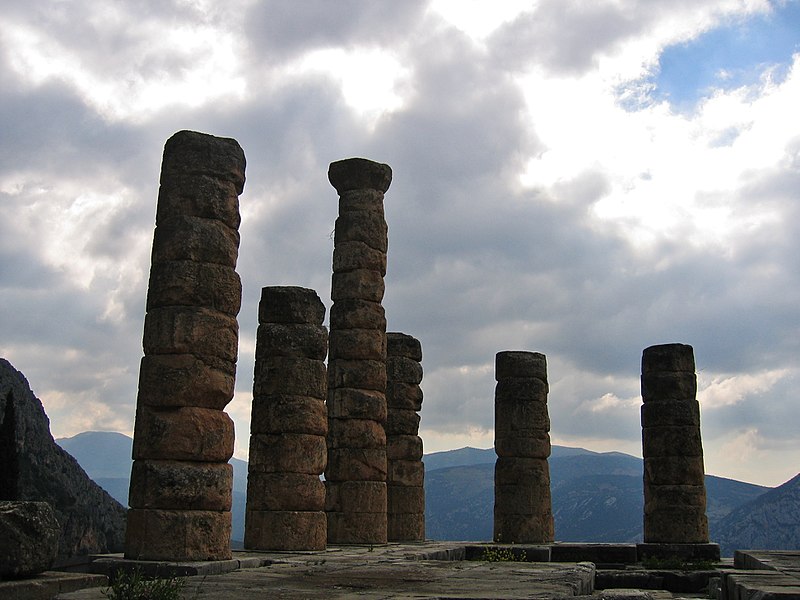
[{"x1": 57, "y1": 432, "x2": 798, "y2": 556}]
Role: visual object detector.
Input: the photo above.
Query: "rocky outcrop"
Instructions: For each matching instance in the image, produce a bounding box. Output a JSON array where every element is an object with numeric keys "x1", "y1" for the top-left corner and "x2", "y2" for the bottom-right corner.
[
  {"x1": 713, "y1": 473, "x2": 800, "y2": 557},
  {"x1": 0, "y1": 358, "x2": 127, "y2": 560},
  {"x1": 0, "y1": 501, "x2": 59, "y2": 579}
]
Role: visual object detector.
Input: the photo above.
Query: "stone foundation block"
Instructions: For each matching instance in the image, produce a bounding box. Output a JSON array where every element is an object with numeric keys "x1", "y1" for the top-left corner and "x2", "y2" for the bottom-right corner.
[
  {"x1": 327, "y1": 388, "x2": 387, "y2": 422},
  {"x1": 326, "y1": 511, "x2": 387, "y2": 544},
  {"x1": 0, "y1": 501, "x2": 59, "y2": 579},
  {"x1": 387, "y1": 435, "x2": 423, "y2": 461},
  {"x1": 132, "y1": 406, "x2": 234, "y2": 462},
  {"x1": 644, "y1": 455, "x2": 705, "y2": 486},
  {"x1": 325, "y1": 481, "x2": 387, "y2": 513},
  {"x1": 129, "y1": 460, "x2": 232, "y2": 510},
  {"x1": 328, "y1": 359, "x2": 386, "y2": 392},
  {"x1": 387, "y1": 485, "x2": 425, "y2": 514},
  {"x1": 642, "y1": 425, "x2": 703, "y2": 457},
  {"x1": 246, "y1": 472, "x2": 326, "y2": 511},
  {"x1": 388, "y1": 459, "x2": 424, "y2": 487},
  {"x1": 333, "y1": 241, "x2": 388, "y2": 276},
  {"x1": 386, "y1": 382, "x2": 423, "y2": 410},
  {"x1": 494, "y1": 433, "x2": 551, "y2": 459},
  {"x1": 258, "y1": 286, "x2": 325, "y2": 325},
  {"x1": 385, "y1": 408, "x2": 421, "y2": 436},
  {"x1": 496, "y1": 351, "x2": 547, "y2": 381},
  {"x1": 146, "y1": 260, "x2": 242, "y2": 316},
  {"x1": 328, "y1": 417, "x2": 387, "y2": 449},
  {"x1": 641, "y1": 372, "x2": 697, "y2": 402},
  {"x1": 143, "y1": 306, "x2": 239, "y2": 362},
  {"x1": 151, "y1": 215, "x2": 239, "y2": 267},
  {"x1": 641, "y1": 399, "x2": 701, "y2": 428},
  {"x1": 326, "y1": 448, "x2": 387, "y2": 482},
  {"x1": 493, "y1": 511, "x2": 554, "y2": 544},
  {"x1": 125, "y1": 508, "x2": 232, "y2": 561},
  {"x1": 333, "y1": 212, "x2": 389, "y2": 253},
  {"x1": 255, "y1": 323, "x2": 328, "y2": 360},
  {"x1": 388, "y1": 513, "x2": 425, "y2": 542},
  {"x1": 249, "y1": 433, "x2": 327, "y2": 474},
  {"x1": 253, "y1": 356, "x2": 327, "y2": 399},
  {"x1": 329, "y1": 328, "x2": 387, "y2": 361},
  {"x1": 137, "y1": 354, "x2": 235, "y2": 410},
  {"x1": 386, "y1": 356, "x2": 423, "y2": 385},
  {"x1": 250, "y1": 395, "x2": 327, "y2": 436},
  {"x1": 244, "y1": 510, "x2": 326, "y2": 551},
  {"x1": 329, "y1": 299, "x2": 386, "y2": 330}
]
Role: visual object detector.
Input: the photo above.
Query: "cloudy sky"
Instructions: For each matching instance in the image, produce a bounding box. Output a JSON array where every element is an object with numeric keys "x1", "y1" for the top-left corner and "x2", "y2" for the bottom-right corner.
[{"x1": 2, "y1": 0, "x2": 798, "y2": 487}]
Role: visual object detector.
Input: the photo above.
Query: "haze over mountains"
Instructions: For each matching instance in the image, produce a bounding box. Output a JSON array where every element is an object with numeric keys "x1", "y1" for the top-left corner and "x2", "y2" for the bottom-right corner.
[{"x1": 57, "y1": 432, "x2": 799, "y2": 556}]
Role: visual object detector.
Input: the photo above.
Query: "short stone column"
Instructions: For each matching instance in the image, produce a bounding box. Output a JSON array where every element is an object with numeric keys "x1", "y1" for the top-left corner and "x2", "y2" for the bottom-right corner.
[
  {"x1": 244, "y1": 286, "x2": 328, "y2": 550},
  {"x1": 386, "y1": 333, "x2": 425, "y2": 542},
  {"x1": 126, "y1": 130, "x2": 245, "y2": 561},
  {"x1": 325, "y1": 158, "x2": 392, "y2": 544},
  {"x1": 641, "y1": 343, "x2": 709, "y2": 544},
  {"x1": 493, "y1": 351, "x2": 554, "y2": 543}
]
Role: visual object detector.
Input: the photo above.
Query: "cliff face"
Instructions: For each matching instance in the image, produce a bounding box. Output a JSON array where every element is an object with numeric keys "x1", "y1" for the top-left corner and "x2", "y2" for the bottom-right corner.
[
  {"x1": 712, "y1": 473, "x2": 800, "y2": 557},
  {"x1": 0, "y1": 358, "x2": 126, "y2": 560}
]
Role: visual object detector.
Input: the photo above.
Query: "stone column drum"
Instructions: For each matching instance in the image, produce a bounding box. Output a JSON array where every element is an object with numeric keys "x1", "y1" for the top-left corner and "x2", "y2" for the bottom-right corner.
[
  {"x1": 244, "y1": 286, "x2": 328, "y2": 550},
  {"x1": 325, "y1": 158, "x2": 392, "y2": 544},
  {"x1": 126, "y1": 130, "x2": 245, "y2": 561},
  {"x1": 641, "y1": 343, "x2": 709, "y2": 543},
  {"x1": 493, "y1": 351, "x2": 555, "y2": 543},
  {"x1": 386, "y1": 332, "x2": 425, "y2": 542}
]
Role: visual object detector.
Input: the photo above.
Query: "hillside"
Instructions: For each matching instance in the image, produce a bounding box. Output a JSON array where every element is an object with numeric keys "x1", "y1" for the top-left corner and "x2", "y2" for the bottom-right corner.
[{"x1": 712, "y1": 473, "x2": 800, "y2": 556}]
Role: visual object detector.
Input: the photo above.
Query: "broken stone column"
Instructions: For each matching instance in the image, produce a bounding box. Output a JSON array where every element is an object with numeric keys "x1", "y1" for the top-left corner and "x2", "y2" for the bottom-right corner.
[
  {"x1": 325, "y1": 158, "x2": 391, "y2": 544},
  {"x1": 244, "y1": 286, "x2": 328, "y2": 551},
  {"x1": 641, "y1": 343, "x2": 709, "y2": 545},
  {"x1": 126, "y1": 130, "x2": 245, "y2": 561},
  {"x1": 386, "y1": 332, "x2": 425, "y2": 542},
  {"x1": 493, "y1": 351, "x2": 554, "y2": 543}
]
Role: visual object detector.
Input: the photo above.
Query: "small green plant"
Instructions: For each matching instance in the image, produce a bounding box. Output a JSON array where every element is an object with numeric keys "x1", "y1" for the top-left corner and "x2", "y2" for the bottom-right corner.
[
  {"x1": 479, "y1": 546, "x2": 527, "y2": 562},
  {"x1": 640, "y1": 555, "x2": 715, "y2": 571},
  {"x1": 103, "y1": 567, "x2": 186, "y2": 600}
]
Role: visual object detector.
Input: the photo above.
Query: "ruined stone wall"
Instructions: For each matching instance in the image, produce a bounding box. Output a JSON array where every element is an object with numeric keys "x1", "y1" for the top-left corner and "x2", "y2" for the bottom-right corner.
[
  {"x1": 493, "y1": 351, "x2": 554, "y2": 544},
  {"x1": 386, "y1": 332, "x2": 425, "y2": 542},
  {"x1": 641, "y1": 343, "x2": 709, "y2": 544},
  {"x1": 325, "y1": 158, "x2": 392, "y2": 544},
  {"x1": 245, "y1": 286, "x2": 328, "y2": 550},
  {"x1": 126, "y1": 130, "x2": 245, "y2": 561}
]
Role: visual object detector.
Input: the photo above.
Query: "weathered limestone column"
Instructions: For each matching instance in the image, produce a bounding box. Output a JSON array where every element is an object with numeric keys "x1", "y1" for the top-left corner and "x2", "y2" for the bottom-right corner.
[
  {"x1": 325, "y1": 158, "x2": 391, "y2": 544},
  {"x1": 641, "y1": 343, "x2": 709, "y2": 544},
  {"x1": 126, "y1": 130, "x2": 245, "y2": 561},
  {"x1": 244, "y1": 286, "x2": 328, "y2": 550},
  {"x1": 386, "y1": 332, "x2": 425, "y2": 542},
  {"x1": 493, "y1": 351, "x2": 554, "y2": 543}
]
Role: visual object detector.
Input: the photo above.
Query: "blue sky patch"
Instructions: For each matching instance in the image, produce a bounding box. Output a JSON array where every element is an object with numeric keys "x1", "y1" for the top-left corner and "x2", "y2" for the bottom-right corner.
[{"x1": 652, "y1": 0, "x2": 800, "y2": 109}]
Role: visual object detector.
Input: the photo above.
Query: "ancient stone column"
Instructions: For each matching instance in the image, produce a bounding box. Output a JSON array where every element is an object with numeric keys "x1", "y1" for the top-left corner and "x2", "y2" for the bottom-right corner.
[
  {"x1": 126, "y1": 130, "x2": 245, "y2": 561},
  {"x1": 493, "y1": 351, "x2": 554, "y2": 543},
  {"x1": 641, "y1": 343, "x2": 709, "y2": 544},
  {"x1": 244, "y1": 286, "x2": 328, "y2": 550},
  {"x1": 325, "y1": 158, "x2": 391, "y2": 544},
  {"x1": 386, "y1": 332, "x2": 425, "y2": 542}
]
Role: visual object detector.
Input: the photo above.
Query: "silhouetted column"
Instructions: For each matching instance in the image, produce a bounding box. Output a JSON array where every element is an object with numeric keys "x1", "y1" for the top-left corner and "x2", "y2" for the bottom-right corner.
[
  {"x1": 641, "y1": 343, "x2": 709, "y2": 543},
  {"x1": 126, "y1": 130, "x2": 245, "y2": 561},
  {"x1": 325, "y1": 158, "x2": 391, "y2": 544},
  {"x1": 493, "y1": 351, "x2": 554, "y2": 543},
  {"x1": 244, "y1": 286, "x2": 328, "y2": 550},
  {"x1": 386, "y1": 333, "x2": 425, "y2": 542}
]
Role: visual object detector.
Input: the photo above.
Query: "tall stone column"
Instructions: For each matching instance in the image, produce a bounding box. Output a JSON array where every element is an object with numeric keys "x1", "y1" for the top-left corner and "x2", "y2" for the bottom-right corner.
[
  {"x1": 493, "y1": 351, "x2": 554, "y2": 543},
  {"x1": 126, "y1": 130, "x2": 245, "y2": 561},
  {"x1": 641, "y1": 343, "x2": 709, "y2": 544},
  {"x1": 325, "y1": 158, "x2": 391, "y2": 544},
  {"x1": 386, "y1": 332, "x2": 425, "y2": 542},
  {"x1": 244, "y1": 286, "x2": 328, "y2": 550}
]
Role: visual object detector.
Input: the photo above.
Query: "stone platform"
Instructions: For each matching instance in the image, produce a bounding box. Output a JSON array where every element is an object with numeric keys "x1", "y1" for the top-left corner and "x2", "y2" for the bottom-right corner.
[{"x1": 2, "y1": 544, "x2": 793, "y2": 599}]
